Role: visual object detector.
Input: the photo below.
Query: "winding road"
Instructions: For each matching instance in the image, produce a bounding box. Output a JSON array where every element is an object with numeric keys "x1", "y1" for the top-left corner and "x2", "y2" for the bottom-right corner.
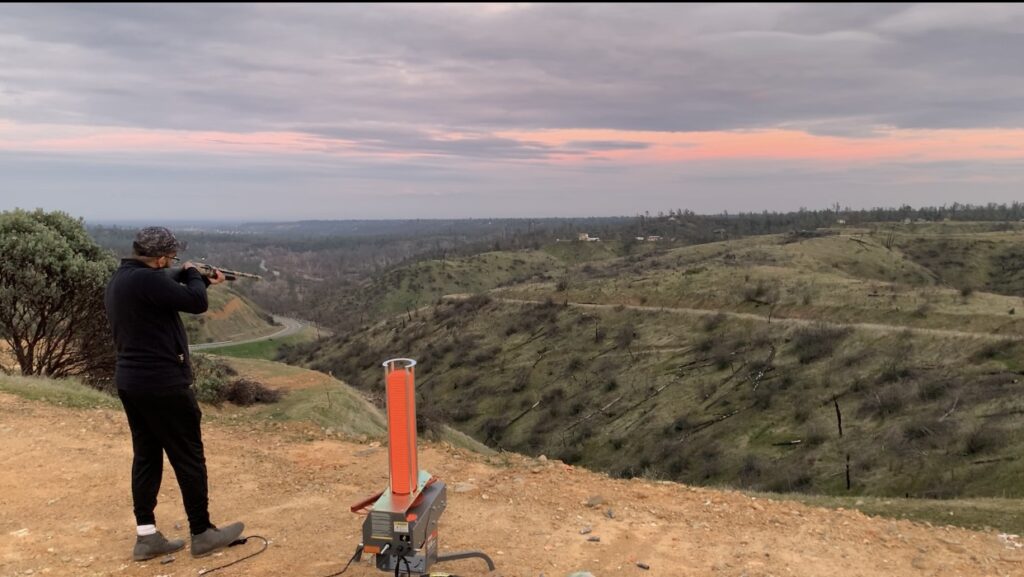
[{"x1": 189, "y1": 315, "x2": 306, "y2": 351}]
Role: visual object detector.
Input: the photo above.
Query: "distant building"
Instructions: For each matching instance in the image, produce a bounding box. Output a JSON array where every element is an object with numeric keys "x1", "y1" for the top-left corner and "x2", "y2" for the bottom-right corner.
[
  {"x1": 645, "y1": 235, "x2": 663, "y2": 242},
  {"x1": 578, "y1": 233, "x2": 600, "y2": 242},
  {"x1": 836, "y1": 219, "x2": 846, "y2": 225}
]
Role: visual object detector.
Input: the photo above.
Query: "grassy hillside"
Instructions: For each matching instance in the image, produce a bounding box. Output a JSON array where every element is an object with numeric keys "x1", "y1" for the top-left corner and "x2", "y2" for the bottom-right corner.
[
  {"x1": 299, "y1": 225, "x2": 1024, "y2": 499},
  {"x1": 495, "y1": 232, "x2": 1024, "y2": 335},
  {"x1": 306, "y1": 240, "x2": 671, "y2": 332},
  {"x1": 184, "y1": 286, "x2": 280, "y2": 344},
  {"x1": 312, "y1": 249, "x2": 569, "y2": 328},
  {"x1": 307, "y1": 296, "x2": 1024, "y2": 498},
  {"x1": 894, "y1": 228, "x2": 1024, "y2": 296}
]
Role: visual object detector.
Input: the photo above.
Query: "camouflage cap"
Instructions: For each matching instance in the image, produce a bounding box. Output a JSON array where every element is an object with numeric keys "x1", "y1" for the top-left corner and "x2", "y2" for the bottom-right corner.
[{"x1": 132, "y1": 226, "x2": 187, "y2": 257}]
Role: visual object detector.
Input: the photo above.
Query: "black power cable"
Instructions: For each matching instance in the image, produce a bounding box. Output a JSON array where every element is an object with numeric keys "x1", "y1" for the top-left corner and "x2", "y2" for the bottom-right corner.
[
  {"x1": 197, "y1": 535, "x2": 269, "y2": 576},
  {"x1": 319, "y1": 544, "x2": 364, "y2": 577}
]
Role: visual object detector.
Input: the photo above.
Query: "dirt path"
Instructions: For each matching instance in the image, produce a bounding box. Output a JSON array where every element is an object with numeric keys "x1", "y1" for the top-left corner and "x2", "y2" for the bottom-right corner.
[
  {"x1": 1, "y1": 392, "x2": 1020, "y2": 577},
  {"x1": 462, "y1": 296, "x2": 1022, "y2": 342}
]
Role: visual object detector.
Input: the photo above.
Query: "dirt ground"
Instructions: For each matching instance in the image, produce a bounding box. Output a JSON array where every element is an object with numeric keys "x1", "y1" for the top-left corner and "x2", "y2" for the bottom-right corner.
[{"x1": 1, "y1": 391, "x2": 1021, "y2": 577}]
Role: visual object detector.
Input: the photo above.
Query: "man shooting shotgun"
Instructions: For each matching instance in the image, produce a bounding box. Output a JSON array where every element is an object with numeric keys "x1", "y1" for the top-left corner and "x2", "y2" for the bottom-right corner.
[
  {"x1": 104, "y1": 226, "x2": 246, "y2": 561},
  {"x1": 171, "y1": 257, "x2": 261, "y2": 281}
]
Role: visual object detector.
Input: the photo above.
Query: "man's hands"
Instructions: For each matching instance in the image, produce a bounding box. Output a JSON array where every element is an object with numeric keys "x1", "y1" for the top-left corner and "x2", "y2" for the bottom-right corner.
[{"x1": 181, "y1": 261, "x2": 227, "y2": 285}]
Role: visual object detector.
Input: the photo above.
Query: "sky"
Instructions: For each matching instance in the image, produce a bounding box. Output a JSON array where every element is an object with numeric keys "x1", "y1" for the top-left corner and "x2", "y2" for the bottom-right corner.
[{"x1": 2, "y1": 3, "x2": 1024, "y2": 221}]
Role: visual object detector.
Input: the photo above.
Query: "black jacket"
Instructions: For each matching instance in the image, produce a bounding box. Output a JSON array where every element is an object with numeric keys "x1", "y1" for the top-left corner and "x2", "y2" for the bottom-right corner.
[{"x1": 105, "y1": 259, "x2": 211, "y2": 391}]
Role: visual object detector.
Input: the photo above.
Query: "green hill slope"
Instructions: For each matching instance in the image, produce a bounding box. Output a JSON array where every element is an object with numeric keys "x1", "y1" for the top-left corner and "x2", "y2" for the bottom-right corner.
[
  {"x1": 496, "y1": 232, "x2": 1024, "y2": 334},
  {"x1": 300, "y1": 225, "x2": 1024, "y2": 499},
  {"x1": 310, "y1": 296, "x2": 1024, "y2": 498},
  {"x1": 184, "y1": 287, "x2": 280, "y2": 344}
]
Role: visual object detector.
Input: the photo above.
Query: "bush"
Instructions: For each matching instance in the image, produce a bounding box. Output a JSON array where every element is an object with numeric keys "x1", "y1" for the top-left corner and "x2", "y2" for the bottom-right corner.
[
  {"x1": 191, "y1": 355, "x2": 236, "y2": 405},
  {"x1": 741, "y1": 279, "x2": 778, "y2": 305},
  {"x1": 963, "y1": 424, "x2": 1002, "y2": 456},
  {"x1": 556, "y1": 440, "x2": 584, "y2": 461},
  {"x1": 192, "y1": 356, "x2": 280, "y2": 407},
  {"x1": 860, "y1": 383, "x2": 906, "y2": 418},
  {"x1": 897, "y1": 416, "x2": 953, "y2": 450},
  {"x1": 702, "y1": 311, "x2": 727, "y2": 332},
  {"x1": 225, "y1": 378, "x2": 282, "y2": 406},
  {"x1": 765, "y1": 461, "x2": 814, "y2": 493},
  {"x1": 0, "y1": 209, "x2": 118, "y2": 382},
  {"x1": 738, "y1": 454, "x2": 766, "y2": 487},
  {"x1": 970, "y1": 340, "x2": 1017, "y2": 363},
  {"x1": 804, "y1": 420, "x2": 829, "y2": 447},
  {"x1": 614, "y1": 324, "x2": 636, "y2": 349},
  {"x1": 790, "y1": 323, "x2": 851, "y2": 364},
  {"x1": 751, "y1": 382, "x2": 774, "y2": 410}
]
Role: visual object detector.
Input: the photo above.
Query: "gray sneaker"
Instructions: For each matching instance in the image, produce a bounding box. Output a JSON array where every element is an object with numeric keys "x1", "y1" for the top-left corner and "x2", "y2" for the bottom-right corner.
[
  {"x1": 190, "y1": 522, "x2": 245, "y2": 558},
  {"x1": 133, "y1": 531, "x2": 185, "y2": 561}
]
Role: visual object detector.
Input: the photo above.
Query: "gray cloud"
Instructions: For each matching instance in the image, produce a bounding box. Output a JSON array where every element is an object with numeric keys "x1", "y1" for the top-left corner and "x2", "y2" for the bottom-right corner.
[
  {"x1": 3, "y1": 3, "x2": 1024, "y2": 136},
  {"x1": 4, "y1": 4, "x2": 1024, "y2": 219}
]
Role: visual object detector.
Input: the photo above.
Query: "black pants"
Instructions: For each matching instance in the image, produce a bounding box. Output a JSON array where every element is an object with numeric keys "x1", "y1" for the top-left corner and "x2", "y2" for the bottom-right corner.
[{"x1": 118, "y1": 387, "x2": 212, "y2": 535}]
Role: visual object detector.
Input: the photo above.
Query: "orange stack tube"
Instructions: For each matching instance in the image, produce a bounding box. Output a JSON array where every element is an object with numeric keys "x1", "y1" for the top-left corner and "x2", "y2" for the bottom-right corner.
[{"x1": 385, "y1": 365, "x2": 418, "y2": 495}]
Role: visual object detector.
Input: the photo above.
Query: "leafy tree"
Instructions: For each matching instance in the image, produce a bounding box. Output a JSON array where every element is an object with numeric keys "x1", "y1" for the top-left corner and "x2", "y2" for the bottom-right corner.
[{"x1": 0, "y1": 209, "x2": 117, "y2": 384}]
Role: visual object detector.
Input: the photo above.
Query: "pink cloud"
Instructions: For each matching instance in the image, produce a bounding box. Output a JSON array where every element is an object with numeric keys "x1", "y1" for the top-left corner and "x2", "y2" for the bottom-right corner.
[
  {"x1": 3, "y1": 120, "x2": 1023, "y2": 165},
  {"x1": 497, "y1": 127, "x2": 1024, "y2": 164}
]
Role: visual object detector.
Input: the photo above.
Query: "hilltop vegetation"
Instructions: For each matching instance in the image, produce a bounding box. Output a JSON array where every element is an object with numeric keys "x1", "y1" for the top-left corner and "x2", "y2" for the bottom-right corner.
[
  {"x1": 292, "y1": 222, "x2": 1024, "y2": 499},
  {"x1": 87, "y1": 202, "x2": 1024, "y2": 332}
]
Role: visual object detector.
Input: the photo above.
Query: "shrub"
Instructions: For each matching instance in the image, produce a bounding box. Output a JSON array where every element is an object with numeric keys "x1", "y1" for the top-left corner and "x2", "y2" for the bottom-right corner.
[
  {"x1": 792, "y1": 402, "x2": 812, "y2": 423},
  {"x1": 701, "y1": 311, "x2": 728, "y2": 332},
  {"x1": 765, "y1": 461, "x2": 814, "y2": 493},
  {"x1": 741, "y1": 279, "x2": 778, "y2": 305},
  {"x1": 791, "y1": 324, "x2": 851, "y2": 364},
  {"x1": 556, "y1": 445, "x2": 582, "y2": 465},
  {"x1": 738, "y1": 454, "x2": 766, "y2": 487},
  {"x1": 970, "y1": 340, "x2": 1017, "y2": 362},
  {"x1": 614, "y1": 324, "x2": 636, "y2": 349},
  {"x1": 191, "y1": 355, "x2": 238, "y2": 405},
  {"x1": 225, "y1": 378, "x2": 282, "y2": 406},
  {"x1": 963, "y1": 424, "x2": 1002, "y2": 456},
  {"x1": 804, "y1": 420, "x2": 829, "y2": 447},
  {"x1": 860, "y1": 383, "x2": 907, "y2": 418}
]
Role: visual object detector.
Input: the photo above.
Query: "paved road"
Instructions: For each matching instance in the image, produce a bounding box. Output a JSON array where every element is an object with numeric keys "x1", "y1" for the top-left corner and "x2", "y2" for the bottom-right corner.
[{"x1": 189, "y1": 316, "x2": 306, "y2": 351}]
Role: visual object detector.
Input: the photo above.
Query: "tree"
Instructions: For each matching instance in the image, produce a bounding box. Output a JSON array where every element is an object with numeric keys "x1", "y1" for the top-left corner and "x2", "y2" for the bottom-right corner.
[{"x1": 0, "y1": 209, "x2": 117, "y2": 383}]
